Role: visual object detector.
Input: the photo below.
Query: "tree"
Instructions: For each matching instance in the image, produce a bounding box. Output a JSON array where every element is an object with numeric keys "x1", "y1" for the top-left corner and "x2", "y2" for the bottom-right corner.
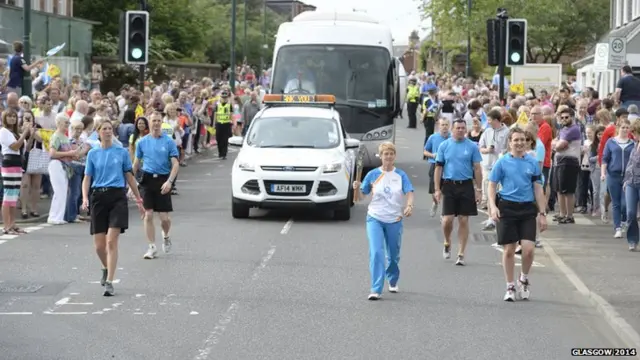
[
  {"x1": 75, "y1": 0, "x2": 287, "y2": 66},
  {"x1": 204, "y1": 2, "x2": 287, "y2": 66},
  {"x1": 424, "y1": 0, "x2": 609, "y2": 73}
]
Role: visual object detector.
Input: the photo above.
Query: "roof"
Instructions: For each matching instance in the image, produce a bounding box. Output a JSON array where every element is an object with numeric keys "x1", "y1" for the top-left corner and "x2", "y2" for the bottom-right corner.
[
  {"x1": 573, "y1": 17, "x2": 640, "y2": 67},
  {"x1": 259, "y1": 105, "x2": 339, "y2": 120}
]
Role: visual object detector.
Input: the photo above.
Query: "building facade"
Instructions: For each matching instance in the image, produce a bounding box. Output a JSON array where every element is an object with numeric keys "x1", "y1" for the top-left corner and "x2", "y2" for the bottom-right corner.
[
  {"x1": 265, "y1": 0, "x2": 316, "y2": 20},
  {"x1": 573, "y1": 0, "x2": 640, "y2": 96},
  {"x1": 0, "y1": 0, "x2": 95, "y2": 74}
]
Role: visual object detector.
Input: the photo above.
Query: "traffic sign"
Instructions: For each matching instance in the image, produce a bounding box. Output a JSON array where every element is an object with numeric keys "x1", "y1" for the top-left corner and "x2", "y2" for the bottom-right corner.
[
  {"x1": 608, "y1": 36, "x2": 626, "y2": 69},
  {"x1": 593, "y1": 43, "x2": 609, "y2": 72}
]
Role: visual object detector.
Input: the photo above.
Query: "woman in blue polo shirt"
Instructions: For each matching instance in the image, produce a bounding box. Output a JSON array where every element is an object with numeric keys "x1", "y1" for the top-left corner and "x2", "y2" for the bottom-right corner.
[
  {"x1": 81, "y1": 120, "x2": 143, "y2": 297},
  {"x1": 353, "y1": 142, "x2": 414, "y2": 301},
  {"x1": 487, "y1": 127, "x2": 548, "y2": 302}
]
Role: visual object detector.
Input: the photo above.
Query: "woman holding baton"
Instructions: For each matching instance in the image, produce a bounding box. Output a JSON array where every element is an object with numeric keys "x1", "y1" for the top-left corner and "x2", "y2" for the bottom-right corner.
[
  {"x1": 81, "y1": 120, "x2": 144, "y2": 296},
  {"x1": 353, "y1": 142, "x2": 415, "y2": 300}
]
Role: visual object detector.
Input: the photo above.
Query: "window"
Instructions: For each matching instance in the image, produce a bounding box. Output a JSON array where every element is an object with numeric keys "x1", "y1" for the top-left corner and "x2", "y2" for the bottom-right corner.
[
  {"x1": 57, "y1": 0, "x2": 65, "y2": 15},
  {"x1": 617, "y1": 0, "x2": 623, "y2": 27},
  {"x1": 31, "y1": 0, "x2": 39, "y2": 10},
  {"x1": 246, "y1": 116, "x2": 341, "y2": 149},
  {"x1": 626, "y1": 0, "x2": 633, "y2": 23},
  {"x1": 52, "y1": 0, "x2": 56, "y2": 14},
  {"x1": 272, "y1": 45, "x2": 391, "y2": 104},
  {"x1": 45, "y1": 0, "x2": 52, "y2": 12}
]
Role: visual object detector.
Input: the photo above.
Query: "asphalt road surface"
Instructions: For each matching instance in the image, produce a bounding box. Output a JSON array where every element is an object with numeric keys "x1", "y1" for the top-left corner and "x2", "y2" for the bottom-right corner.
[{"x1": 0, "y1": 124, "x2": 629, "y2": 360}]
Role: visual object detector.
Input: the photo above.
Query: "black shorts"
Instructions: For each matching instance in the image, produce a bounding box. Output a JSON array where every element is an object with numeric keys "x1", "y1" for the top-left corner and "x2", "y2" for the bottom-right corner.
[
  {"x1": 495, "y1": 197, "x2": 538, "y2": 245},
  {"x1": 554, "y1": 161, "x2": 580, "y2": 195},
  {"x1": 542, "y1": 166, "x2": 550, "y2": 192},
  {"x1": 140, "y1": 172, "x2": 173, "y2": 212},
  {"x1": 428, "y1": 163, "x2": 436, "y2": 194},
  {"x1": 441, "y1": 179, "x2": 478, "y2": 217},
  {"x1": 90, "y1": 187, "x2": 128, "y2": 235}
]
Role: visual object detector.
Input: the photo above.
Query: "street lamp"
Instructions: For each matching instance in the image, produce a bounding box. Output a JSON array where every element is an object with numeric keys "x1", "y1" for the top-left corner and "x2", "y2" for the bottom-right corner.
[
  {"x1": 230, "y1": 0, "x2": 237, "y2": 91},
  {"x1": 466, "y1": 0, "x2": 472, "y2": 77}
]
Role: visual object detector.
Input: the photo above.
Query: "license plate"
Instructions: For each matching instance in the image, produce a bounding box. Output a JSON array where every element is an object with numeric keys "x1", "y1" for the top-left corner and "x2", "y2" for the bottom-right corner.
[{"x1": 271, "y1": 184, "x2": 306, "y2": 193}]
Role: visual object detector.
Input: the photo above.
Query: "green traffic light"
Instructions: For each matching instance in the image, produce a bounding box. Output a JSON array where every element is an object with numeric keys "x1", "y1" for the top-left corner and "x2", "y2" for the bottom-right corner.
[
  {"x1": 510, "y1": 52, "x2": 521, "y2": 63},
  {"x1": 131, "y1": 48, "x2": 143, "y2": 60}
]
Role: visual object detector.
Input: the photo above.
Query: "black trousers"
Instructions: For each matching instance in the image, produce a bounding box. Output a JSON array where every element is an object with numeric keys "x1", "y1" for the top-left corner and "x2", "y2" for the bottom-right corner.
[
  {"x1": 576, "y1": 169, "x2": 592, "y2": 208},
  {"x1": 423, "y1": 117, "x2": 435, "y2": 147},
  {"x1": 407, "y1": 102, "x2": 418, "y2": 128},
  {"x1": 215, "y1": 122, "x2": 232, "y2": 158}
]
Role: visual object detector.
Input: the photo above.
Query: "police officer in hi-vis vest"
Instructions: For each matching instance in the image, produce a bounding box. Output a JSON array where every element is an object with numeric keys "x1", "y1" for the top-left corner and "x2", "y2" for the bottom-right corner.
[
  {"x1": 406, "y1": 78, "x2": 420, "y2": 129},
  {"x1": 212, "y1": 90, "x2": 233, "y2": 159}
]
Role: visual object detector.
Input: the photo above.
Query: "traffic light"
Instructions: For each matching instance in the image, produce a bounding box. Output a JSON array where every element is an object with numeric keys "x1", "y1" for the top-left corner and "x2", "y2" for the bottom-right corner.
[
  {"x1": 124, "y1": 10, "x2": 149, "y2": 65},
  {"x1": 506, "y1": 19, "x2": 527, "y2": 66}
]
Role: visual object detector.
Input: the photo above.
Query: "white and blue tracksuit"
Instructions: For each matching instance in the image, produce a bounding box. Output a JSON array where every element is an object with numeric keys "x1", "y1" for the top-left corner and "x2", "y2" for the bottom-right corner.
[{"x1": 360, "y1": 167, "x2": 414, "y2": 294}]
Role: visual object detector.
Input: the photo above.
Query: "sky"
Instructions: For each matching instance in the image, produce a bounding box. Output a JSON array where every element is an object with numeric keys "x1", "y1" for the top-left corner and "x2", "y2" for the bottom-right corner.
[{"x1": 302, "y1": 0, "x2": 431, "y2": 45}]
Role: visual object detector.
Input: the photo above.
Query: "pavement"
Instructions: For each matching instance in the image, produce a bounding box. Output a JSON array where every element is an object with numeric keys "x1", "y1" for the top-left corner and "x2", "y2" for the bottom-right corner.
[{"x1": 0, "y1": 123, "x2": 636, "y2": 360}]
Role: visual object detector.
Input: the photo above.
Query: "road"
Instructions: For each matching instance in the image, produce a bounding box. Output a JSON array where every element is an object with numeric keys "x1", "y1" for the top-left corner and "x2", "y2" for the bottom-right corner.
[{"x1": 0, "y1": 124, "x2": 630, "y2": 360}]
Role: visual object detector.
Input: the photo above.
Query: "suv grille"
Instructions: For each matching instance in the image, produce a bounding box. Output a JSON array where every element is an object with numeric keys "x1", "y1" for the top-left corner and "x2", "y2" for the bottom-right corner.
[{"x1": 260, "y1": 166, "x2": 318, "y2": 172}]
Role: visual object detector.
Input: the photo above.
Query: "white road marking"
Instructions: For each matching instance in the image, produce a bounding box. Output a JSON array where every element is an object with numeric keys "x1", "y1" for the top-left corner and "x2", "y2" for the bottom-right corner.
[
  {"x1": 23, "y1": 226, "x2": 43, "y2": 232},
  {"x1": 135, "y1": 294, "x2": 145, "y2": 298},
  {"x1": 190, "y1": 311, "x2": 199, "y2": 315},
  {"x1": 193, "y1": 245, "x2": 276, "y2": 360},
  {"x1": 280, "y1": 219, "x2": 293, "y2": 235},
  {"x1": 411, "y1": 175, "x2": 418, "y2": 178},
  {"x1": 88, "y1": 279, "x2": 120, "y2": 284},
  {"x1": 0, "y1": 235, "x2": 18, "y2": 240},
  {"x1": 491, "y1": 243, "x2": 545, "y2": 267},
  {"x1": 69, "y1": 292, "x2": 79, "y2": 295},
  {"x1": 55, "y1": 297, "x2": 70, "y2": 306},
  {"x1": 0, "y1": 240, "x2": 6, "y2": 245},
  {"x1": 66, "y1": 302, "x2": 93, "y2": 305},
  {"x1": 0, "y1": 312, "x2": 32, "y2": 315},
  {"x1": 43, "y1": 311, "x2": 87, "y2": 315},
  {"x1": 541, "y1": 237, "x2": 640, "y2": 350}
]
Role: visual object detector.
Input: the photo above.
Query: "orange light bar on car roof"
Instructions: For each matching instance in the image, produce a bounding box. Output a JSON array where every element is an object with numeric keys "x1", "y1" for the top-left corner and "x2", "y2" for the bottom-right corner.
[{"x1": 262, "y1": 94, "x2": 336, "y2": 104}]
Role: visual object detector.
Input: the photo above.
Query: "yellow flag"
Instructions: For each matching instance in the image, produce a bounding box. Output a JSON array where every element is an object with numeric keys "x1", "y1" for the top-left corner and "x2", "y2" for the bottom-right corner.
[
  {"x1": 516, "y1": 111, "x2": 529, "y2": 127},
  {"x1": 46, "y1": 64, "x2": 61, "y2": 78},
  {"x1": 135, "y1": 104, "x2": 144, "y2": 119},
  {"x1": 510, "y1": 81, "x2": 525, "y2": 95},
  {"x1": 38, "y1": 129, "x2": 55, "y2": 150}
]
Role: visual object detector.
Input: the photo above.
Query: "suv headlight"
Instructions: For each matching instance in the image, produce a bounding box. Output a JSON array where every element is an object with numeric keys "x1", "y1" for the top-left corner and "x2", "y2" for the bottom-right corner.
[
  {"x1": 322, "y1": 162, "x2": 342, "y2": 173},
  {"x1": 238, "y1": 161, "x2": 255, "y2": 172}
]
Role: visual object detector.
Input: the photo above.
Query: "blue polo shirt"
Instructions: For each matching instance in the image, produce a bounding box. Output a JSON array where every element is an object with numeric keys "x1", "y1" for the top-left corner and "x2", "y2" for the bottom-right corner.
[
  {"x1": 7, "y1": 54, "x2": 25, "y2": 88},
  {"x1": 85, "y1": 145, "x2": 132, "y2": 188},
  {"x1": 424, "y1": 133, "x2": 449, "y2": 164},
  {"x1": 489, "y1": 153, "x2": 542, "y2": 203},
  {"x1": 135, "y1": 133, "x2": 179, "y2": 175},
  {"x1": 435, "y1": 137, "x2": 482, "y2": 180}
]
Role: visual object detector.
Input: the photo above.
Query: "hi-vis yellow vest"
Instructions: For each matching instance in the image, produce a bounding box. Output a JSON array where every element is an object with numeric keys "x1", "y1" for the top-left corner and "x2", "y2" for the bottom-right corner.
[
  {"x1": 407, "y1": 85, "x2": 419, "y2": 102},
  {"x1": 216, "y1": 103, "x2": 231, "y2": 124}
]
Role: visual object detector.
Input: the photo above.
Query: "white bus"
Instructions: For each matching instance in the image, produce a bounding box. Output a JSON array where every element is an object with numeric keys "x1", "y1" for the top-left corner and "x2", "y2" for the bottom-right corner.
[{"x1": 270, "y1": 11, "x2": 406, "y2": 169}]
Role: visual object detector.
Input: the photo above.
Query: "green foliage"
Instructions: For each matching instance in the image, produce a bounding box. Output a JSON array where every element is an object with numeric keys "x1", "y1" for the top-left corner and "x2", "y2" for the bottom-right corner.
[
  {"x1": 425, "y1": 0, "x2": 609, "y2": 72},
  {"x1": 76, "y1": 0, "x2": 286, "y2": 66},
  {"x1": 92, "y1": 34, "x2": 180, "y2": 61}
]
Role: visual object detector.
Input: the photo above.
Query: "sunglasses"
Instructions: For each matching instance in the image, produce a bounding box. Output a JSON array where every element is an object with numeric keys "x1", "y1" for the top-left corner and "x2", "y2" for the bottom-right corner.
[{"x1": 560, "y1": 116, "x2": 571, "y2": 120}]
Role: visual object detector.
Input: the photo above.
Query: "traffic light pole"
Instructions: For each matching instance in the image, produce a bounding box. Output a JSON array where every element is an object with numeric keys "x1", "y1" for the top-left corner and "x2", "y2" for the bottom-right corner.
[
  {"x1": 497, "y1": 8, "x2": 508, "y2": 104},
  {"x1": 139, "y1": 0, "x2": 147, "y2": 92},
  {"x1": 22, "y1": 0, "x2": 32, "y2": 98}
]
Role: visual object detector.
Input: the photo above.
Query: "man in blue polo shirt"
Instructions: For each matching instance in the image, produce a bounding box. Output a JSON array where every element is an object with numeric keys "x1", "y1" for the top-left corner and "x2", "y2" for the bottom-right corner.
[
  {"x1": 434, "y1": 119, "x2": 483, "y2": 265},
  {"x1": 487, "y1": 127, "x2": 548, "y2": 302},
  {"x1": 423, "y1": 117, "x2": 450, "y2": 217},
  {"x1": 6, "y1": 41, "x2": 44, "y2": 96},
  {"x1": 133, "y1": 111, "x2": 180, "y2": 260}
]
